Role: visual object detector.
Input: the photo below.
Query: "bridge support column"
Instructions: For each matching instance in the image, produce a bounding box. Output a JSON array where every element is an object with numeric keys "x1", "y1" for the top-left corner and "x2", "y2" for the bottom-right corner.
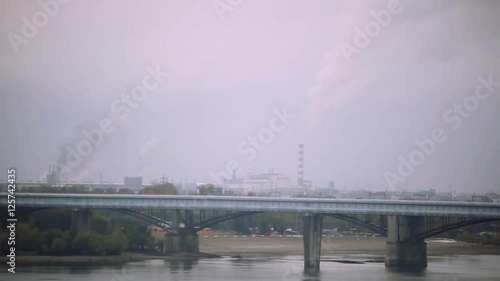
[
  {"x1": 179, "y1": 210, "x2": 199, "y2": 253},
  {"x1": 185, "y1": 210, "x2": 194, "y2": 227},
  {"x1": 385, "y1": 215, "x2": 427, "y2": 268},
  {"x1": 163, "y1": 233, "x2": 180, "y2": 254},
  {"x1": 163, "y1": 232, "x2": 199, "y2": 254},
  {"x1": 163, "y1": 210, "x2": 181, "y2": 255},
  {"x1": 71, "y1": 209, "x2": 92, "y2": 235},
  {"x1": 303, "y1": 214, "x2": 323, "y2": 272}
]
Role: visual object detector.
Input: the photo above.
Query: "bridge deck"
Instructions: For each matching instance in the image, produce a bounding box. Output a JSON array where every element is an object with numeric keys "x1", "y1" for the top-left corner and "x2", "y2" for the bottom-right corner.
[{"x1": 2, "y1": 193, "x2": 500, "y2": 218}]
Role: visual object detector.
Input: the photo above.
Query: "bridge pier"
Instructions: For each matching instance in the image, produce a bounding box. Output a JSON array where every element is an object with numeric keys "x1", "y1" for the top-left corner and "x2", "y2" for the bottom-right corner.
[
  {"x1": 71, "y1": 209, "x2": 92, "y2": 235},
  {"x1": 163, "y1": 233, "x2": 180, "y2": 254},
  {"x1": 385, "y1": 215, "x2": 427, "y2": 268},
  {"x1": 163, "y1": 210, "x2": 199, "y2": 254},
  {"x1": 163, "y1": 210, "x2": 180, "y2": 254},
  {"x1": 181, "y1": 210, "x2": 199, "y2": 253},
  {"x1": 163, "y1": 232, "x2": 199, "y2": 254},
  {"x1": 303, "y1": 214, "x2": 323, "y2": 272}
]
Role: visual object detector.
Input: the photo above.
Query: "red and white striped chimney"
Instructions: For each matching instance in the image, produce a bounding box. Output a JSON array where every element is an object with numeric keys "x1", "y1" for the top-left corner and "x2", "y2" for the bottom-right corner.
[{"x1": 298, "y1": 144, "x2": 304, "y2": 186}]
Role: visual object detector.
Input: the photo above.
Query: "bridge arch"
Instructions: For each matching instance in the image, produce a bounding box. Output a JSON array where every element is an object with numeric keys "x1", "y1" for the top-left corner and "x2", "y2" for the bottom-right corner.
[
  {"x1": 189, "y1": 212, "x2": 391, "y2": 237},
  {"x1": 15, "y1": 208, "x2": 391, "y2": 238},
  {"x1": 208, "y1": 214, "x2": 500, "y2": 241},
  {"x1": 186, "y1": 212, "x2": 389, "y2": 236},
  {"x1": 112, "y1": 209, "x2": 172, "y2": 230},
  {"x1": 326, "y1": 214, "x2": 388, "y2": 237},
  {"x1": 413, "y1": 218, "x2": 499, "y2": 241},
  {"x1": 12, "y1": 207, "x2": 500, "y2": 241},
  {"x1": 186, "y1": 211, "x2": 260, "y2": 232}
]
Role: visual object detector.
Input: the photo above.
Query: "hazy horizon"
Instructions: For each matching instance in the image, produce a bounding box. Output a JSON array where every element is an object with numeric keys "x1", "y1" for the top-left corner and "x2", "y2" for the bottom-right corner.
[{"x1": 1, "y1": 0, "x2": 499, "y2": 193}]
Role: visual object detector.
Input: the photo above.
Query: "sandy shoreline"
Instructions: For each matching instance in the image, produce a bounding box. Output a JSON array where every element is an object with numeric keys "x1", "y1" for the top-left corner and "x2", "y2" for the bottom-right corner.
[
  {"x1": 201, "y1": 235, "x2": 500, "y2": 255},
  {"x1": 5, "y1": 235, "x2": 500, "y2": 265}
]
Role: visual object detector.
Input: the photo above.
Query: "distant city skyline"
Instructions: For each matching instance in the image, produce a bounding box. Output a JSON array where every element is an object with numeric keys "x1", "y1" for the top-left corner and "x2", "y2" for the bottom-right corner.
[{"x1": 4, "y1": 169, "x2": 499, "y2": 194}]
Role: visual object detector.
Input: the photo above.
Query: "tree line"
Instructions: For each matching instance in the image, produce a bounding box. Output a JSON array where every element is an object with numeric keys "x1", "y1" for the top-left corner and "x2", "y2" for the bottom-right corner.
[{"x1": 0, "y1": 208, "x2": 159, "y2": 256}]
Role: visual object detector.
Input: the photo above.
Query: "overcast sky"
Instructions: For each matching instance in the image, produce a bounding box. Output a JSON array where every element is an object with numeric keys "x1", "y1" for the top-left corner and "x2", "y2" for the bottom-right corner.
[{"x1": 1, "y1": 0, "x2": 499, "y2": 192}]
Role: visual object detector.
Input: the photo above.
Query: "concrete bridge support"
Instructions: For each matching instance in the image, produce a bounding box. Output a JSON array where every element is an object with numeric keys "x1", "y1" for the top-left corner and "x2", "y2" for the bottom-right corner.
[
  {"x1": 303, "y1": 214, "x2": 323, "y2": 272},
  {"x1": 385, "y1": 215, "x2": 427, "y2": 268},
  {"x1": 164, "y1": 232, "x2": 199, "y2": 254},
  {"x1": 163, "y1": 210, "x2": 181, "y2": 254},
  {"x1": 71, "y1": 209, "x2": 92, "y2": 235},
  {"x1": 163, "y1": 210, "x2": 199, "y2": 254}
]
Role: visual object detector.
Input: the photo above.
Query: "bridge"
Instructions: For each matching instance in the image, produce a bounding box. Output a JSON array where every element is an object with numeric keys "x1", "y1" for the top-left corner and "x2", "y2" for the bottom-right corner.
[{"x1": 3, "y1": 193, "x2": 500, "y2": 271}]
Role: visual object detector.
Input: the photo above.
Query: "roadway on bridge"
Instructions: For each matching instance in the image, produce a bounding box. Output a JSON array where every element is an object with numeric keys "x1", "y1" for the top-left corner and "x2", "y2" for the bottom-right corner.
[{"x1": 2, "y1": 193, "x2": 500, "y2": 218}]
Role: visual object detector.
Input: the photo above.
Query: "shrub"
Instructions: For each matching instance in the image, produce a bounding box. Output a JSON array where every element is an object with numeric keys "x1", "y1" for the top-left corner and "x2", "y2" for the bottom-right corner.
[
  {"x1": 51, "y1": 238, "x2": 67, "y2": 255},
  {"x1": 71, "y1": 233, "x2": 90, "y2": 255},
  {"x1": 88, "y1": 234, "x2": 106, "y2": 255},
  {"x1": 103, "y1": 231, "x2": 128, "y2": 255}
]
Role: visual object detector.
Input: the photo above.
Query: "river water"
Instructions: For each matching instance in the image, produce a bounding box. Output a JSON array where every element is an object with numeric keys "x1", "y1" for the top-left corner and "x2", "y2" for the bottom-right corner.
[{"x1": 5, "y1": 254, "x2": 500, "y2": 281}]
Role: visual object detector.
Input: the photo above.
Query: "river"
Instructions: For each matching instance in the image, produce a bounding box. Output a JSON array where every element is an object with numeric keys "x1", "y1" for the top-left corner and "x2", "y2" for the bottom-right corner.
[{"x1": 5, "y1": 253, "x2": 500, "y2": 281}]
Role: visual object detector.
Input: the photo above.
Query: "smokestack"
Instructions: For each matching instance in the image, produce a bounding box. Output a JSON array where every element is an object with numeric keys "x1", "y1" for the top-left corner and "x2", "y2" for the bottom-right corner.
[{"x1": 298, "y1": 144, "x2": 304, "y2": 186}]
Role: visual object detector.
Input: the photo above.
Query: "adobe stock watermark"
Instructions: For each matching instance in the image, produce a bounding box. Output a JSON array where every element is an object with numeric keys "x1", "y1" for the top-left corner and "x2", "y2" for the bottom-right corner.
[
  {"x1": 339, "y1": 0, "x2": 408, "y2": 63},
  {"x1": 212, "y1": 0, "x2": 243, "y2": 21},
  {"x1": 7, "y1": 0, "x2": 72, "y2": 54},
  {"x1": 109, "y1": 268, "x2": 135, "y2": 281},
  {"x1": 209, "y1": 107, "x2": 295, "y2": 185},
  {"x1": 384, "y1": 74, "x2": 500, "y2": 190},
  {"x1": 50, "y1": 65, "x2": 169, "y2": 179}
]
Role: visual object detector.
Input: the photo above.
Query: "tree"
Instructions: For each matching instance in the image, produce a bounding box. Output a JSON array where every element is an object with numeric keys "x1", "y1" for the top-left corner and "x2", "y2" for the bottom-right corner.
[
  {"x1": 30, "y1": 209, "x2": 72, "y2": 231},
  {"x1": 259, "y1": 219, "x2": 270, "y2": 235},
  {"x1": 183, "y1": 233, "x2": 199, "y2": 252},
  {"x1": 232, "y1": 216, "x2": 251, "y2": 235},
  {"x1": 38, "y1": 229, "x2": 64, "y2": 254},
  {"x1": 71, "y1": 233, "x2": 90, "y2": 255},
  {"x1": 50, "y1": 238, "x2": 67, "y2": 255},
  {"x1": 126, "y1": 225, "x2": 154, "y2": 251},
  {"x1": 88, "y1": 234, "x2": 106, "y2": 255},
  {"x1": 59, "y1": 185, "x2": 87, "y2": 193},
  {"x1": 91, "y1": 215, "x2": 110, "y2": 234},
  {"x1": 92, "y1": 188, "x2": 105, "y2": 194},
  {"x1": 140, "y1": 183, "x2": 178, "y2": 195},
  {"x1": 17, "y1": 224, "x2": 40, "y2": 251},
  {"x1": 103, "y1": 229, "x2": 128, "y2": 255},
  {"x1": 105, "y1": 188, "x2": 116, "y2": 194},
  {"x1": 198, "y1": 184, "x2": 216, "y2": 195}
]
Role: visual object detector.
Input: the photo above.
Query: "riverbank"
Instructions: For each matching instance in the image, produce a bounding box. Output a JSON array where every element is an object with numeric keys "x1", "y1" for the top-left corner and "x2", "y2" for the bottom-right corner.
[
  {"x1": 200, "y1": 235, "x2": 500, "y2": 256},
  {"x1": 5, "y1": 235, "x2": 500, "y2": 265},
  {"x1": 2, "y1": 251, "x2": 220, "y2": 266}
]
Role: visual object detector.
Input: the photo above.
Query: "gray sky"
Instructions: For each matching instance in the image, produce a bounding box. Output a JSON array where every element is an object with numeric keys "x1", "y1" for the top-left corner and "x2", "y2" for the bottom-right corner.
[{"x1": 1, "y1": 0, "x2": 499, "y2": 192}]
